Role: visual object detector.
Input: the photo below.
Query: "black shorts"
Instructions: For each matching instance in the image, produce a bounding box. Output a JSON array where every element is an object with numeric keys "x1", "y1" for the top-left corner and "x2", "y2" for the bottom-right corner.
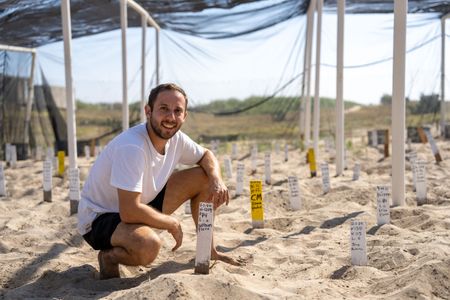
[{"x1": 82, "y1": 185, "x2": 166, "y2": 250}]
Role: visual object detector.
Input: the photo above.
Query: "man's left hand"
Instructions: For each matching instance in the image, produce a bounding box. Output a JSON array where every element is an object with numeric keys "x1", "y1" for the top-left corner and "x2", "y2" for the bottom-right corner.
[{"x1": 209, "y1": 179, "x2": 229, "y2": 208}]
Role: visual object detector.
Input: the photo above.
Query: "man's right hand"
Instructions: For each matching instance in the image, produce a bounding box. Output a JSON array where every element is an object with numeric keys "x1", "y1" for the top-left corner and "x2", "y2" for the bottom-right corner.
[{"x1": 167, "y1": 217, "x2": 183, "y2": 251}]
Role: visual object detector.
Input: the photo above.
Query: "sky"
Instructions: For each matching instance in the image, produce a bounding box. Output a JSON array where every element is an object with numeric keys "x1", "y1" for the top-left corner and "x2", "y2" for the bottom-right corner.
[{"x1": 34, "y1": 10, "x2": 450, "y2": 107}]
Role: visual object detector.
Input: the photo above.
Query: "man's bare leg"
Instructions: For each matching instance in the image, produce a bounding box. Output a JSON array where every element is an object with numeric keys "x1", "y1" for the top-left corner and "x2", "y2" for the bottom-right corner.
[
  {"x1": 98, "y1": 223, "x2": 161, "y2": 279},
  {"x1": 163, "y1": 167, "x2": 242, "y2": 266}
]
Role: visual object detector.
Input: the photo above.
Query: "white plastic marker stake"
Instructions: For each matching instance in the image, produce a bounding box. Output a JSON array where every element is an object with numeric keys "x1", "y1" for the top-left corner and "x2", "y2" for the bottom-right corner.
[
  {"x1": 84, "y1": 145, "x2": 90, "y2": 159},
  {"x1": 352, "y1": 163, "x2": 361, "y2": 181},
  {"x1": 275, "y1": 142, "x2": 280, "y2": 155},
  {"x1": 185, "y1": 199, "x2": 191, "y2": 214},
  {"x1": 223, "y1": 157, "x2": 233, "y2": 179},
  {"x1": 231, "y1": 143, "x2": 238, "y2": 160},
  {"x1": 5, "y1": 143, "x2": 11, "y2": 165},
  {"x1": 288, "y1": 176, "x2": 301, "y2": 210},
  {"x1": 195, "y1": 202, "x2": 214, "y2": 274},
  {"x1": 414, "y1": 160, "x2": 427, "y2": 205},
  {"x1": 284, "y1": 144, "x2": 288, "y2": 162},
  {"x1": 250, "y1": 180, "x2": 264, "y2": 228},
  {"x1": 43, "y1": 160, "x2": 52, "y2": 202},
  {"x1": 10, "y1": 145, "x2": 17, "y2": 168},
  {"x1": 407, "y1": 151, "x2": 418, "y2": 192},
  {"x1": 424, "y1": 130, "x2": 442, "y2": 163},
  {"x1": 36, "y1": 146, "x2": 43, "y2": 161},
  {"x1": 0, "y1": 163, "x2": 6, "y2": 197},
  {"x1": 320, "y1": 162, "x2": 330, "y2": 194},
  {"x1": 376, "y1": 186, "x2": 390, "y2": 225},
  {"x1": 251, "y1": 145, "x2": 257, "y2": 172},
  {"x1": 350, "y1": 220, "x2": 367, "y2": 266},
  {"x1": 69, "y1": 168, "x2": 80, "y2": 214},
  {"x1": 264, "y1": 152, "x2": 271, "y2": 185},
  {"x1": 371, "y1": 130, "x2": 377, "y2": 147},
  {"x1": 235, "y1": 162, "x2": 245, "y2": 196}
]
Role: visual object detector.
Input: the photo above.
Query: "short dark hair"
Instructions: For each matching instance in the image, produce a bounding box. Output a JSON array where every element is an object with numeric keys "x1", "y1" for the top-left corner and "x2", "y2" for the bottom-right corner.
[{"x1": 147, "y1": 83, "x2": 188, "y2": 110}]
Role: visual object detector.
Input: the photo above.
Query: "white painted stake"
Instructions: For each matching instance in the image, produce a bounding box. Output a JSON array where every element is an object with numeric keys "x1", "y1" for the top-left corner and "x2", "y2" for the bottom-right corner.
[
  {"x1": 195, "y1": 202, "x2": 214, "y2": 274},
  {"x1": 223, "y1": 157, "x2": 233, "y2": 179},
  {"x1": 352, "y1": 163, "x2": 361, "y2": 181},
  {"x1": 251, "y1": 145, "x2": 257, "y2": 172},
  {"x1": 84, "y1": 145, "x2": 90, "y2": 159},
  {"x1": 320, "y1": 162, "x2": 330, "y2": 194},
  {"x1": 414, "y1": 160, "x2": 427, "y2": 205},
  {"x1": 350, "y1": 220, "x2": 367, "y2": 266},
  {"x1": 43, "y1": 160, "x2": 52, "y2": 202},
  {"x1": 288, "y1": 176, "x2": 301, "y2": 210},
  {"x1": 231, "y1": 143, "x2": 238, "y2": 160},
  {"x1": 10, "y1": 146, "x2": 17, "y2": 168},
  {"x1": 371, "y1": 130, "x2": 377, "y2": 147},
  {"x1": 424, "y1": 130, "x2": 442, "y2": 162},
  {"x1": 264, "y1": 152, "x2": 271, "y2": 185},
  {"x1": 235, "y1": 162, "x2": 245, "y2": 196},
  {"x1": 184, "y1": 199, "x2": 191, "y2": 214},
  {"x1": 69, "y1": 168, "x2": 80, "y2": 214},
  {"x1": 5, "y1": 143, "x2": 11, "y2": 164},
  {"x1": 0, "y1": 163, "x2": 6, "y2": 197},
  {"x1": 376, "y1": 186, "x2": 390, "y2": 225},
  {"x1": 407, "y1": 151, "x2": 418, "y2": 192}
]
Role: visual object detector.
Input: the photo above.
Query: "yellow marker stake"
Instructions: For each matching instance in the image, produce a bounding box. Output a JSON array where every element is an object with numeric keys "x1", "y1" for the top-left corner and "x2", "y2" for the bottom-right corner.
[
  {"x1": 250, "y1": 180, "x2": 264, "y2": 228},
  {"x1": 57, "y1": 151, "x2": 65, "y2": 177},
  {"x1": 308, "y1": 148, "x2": 317, "y2": 177}
]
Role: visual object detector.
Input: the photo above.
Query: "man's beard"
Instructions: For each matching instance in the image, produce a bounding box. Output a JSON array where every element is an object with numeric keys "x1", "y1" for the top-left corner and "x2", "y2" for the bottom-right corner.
[{"x1": 149, "y1": 117, "x2": 179, "y2": 140}]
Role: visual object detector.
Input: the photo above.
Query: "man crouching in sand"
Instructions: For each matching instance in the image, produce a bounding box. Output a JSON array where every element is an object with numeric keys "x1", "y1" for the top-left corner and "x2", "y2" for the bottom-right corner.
[{"x1": 77, "y1": 83, "x2": 240, "y2": 279}]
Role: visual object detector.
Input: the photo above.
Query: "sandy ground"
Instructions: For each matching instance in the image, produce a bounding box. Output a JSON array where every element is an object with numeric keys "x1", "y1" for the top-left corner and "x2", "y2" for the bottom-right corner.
[{"x1": 1, "y1": 134, "x2": 450, "y2": 299}]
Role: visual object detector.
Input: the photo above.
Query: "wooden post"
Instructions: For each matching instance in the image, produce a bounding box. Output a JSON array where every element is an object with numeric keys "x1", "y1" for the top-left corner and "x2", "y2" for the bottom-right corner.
[{"x1": 384, "y1": 129, "x2": 389, "y2": 158}]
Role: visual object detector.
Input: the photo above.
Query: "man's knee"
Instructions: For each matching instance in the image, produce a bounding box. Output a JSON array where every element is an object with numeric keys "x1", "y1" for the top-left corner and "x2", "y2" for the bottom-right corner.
[{"x1": 132, "y1": 228, "x2": 162, "y2": 265}]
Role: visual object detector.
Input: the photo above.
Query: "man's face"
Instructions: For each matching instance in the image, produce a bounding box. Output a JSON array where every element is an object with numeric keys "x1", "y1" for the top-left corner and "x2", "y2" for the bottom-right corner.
[{"x1": 147, "y1": 90, "x2": 187, "y2": 140}]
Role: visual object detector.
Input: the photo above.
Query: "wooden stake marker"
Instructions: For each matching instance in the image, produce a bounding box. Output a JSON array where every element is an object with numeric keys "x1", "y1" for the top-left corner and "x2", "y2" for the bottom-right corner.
[
  {"x1": 352, "y1": 163, "x2": 361, "y2": 181},
  {"x1": 69, "y1": 168, "x2": 80, "y2": 214},
  {"x1": 43, "y1": 160, "x2": 52, "y2": 202},
  {"x1": 235, "y1": 162, "x2": 244, "y2": 196},
  {"x1": 320, "y1": 162, "x2": 330, "y2": 194},
  {"x1": 288, "y1": 176, "x2": 301, "y2": 210},
  {"x1": 195, "y1": 202, "x2": 214, "y2": 274},
  {"x1": 250, "y1": 180, "x2": 264, "y2": 228},
  {"x1": 350, "y1": 220, "x2": 367, "y2": 266},
  {"x1": 414, "y1": 160, "x2": 427, "y2": 205},
  {"x1": 0, "y1": 163, "x2": 6, "y2": 197},
  {"x1": 231, "y1": 143, "x2": 238, "y2": 160},
  {"x1": 223, "y1": 157, "x2": 233, "y2": 179},
  {"x1": 251, "y1": 145, "x2": 257, "y2": 172},
  {"x1": 185, "y1": 199, "x2": 191, "y2": 214},
  {"x1": 284, "y1": 144, "x2": 288, "y2": 162},
  {"x1": 264, "y1": 152, "x2": 271, "y2": 185},
  {"x1": 308, "y1": 148, "x2": 317, "y2": 177},
  {"x1": 424, "y1": 130, "x2": 442, "y2": 163},
  {"x1": 10, "y1": 145, "x2": 17, "y2": 169},
  {"x1": 5, "y1": 143, "x2": 11, "y2": 167},
  {"x1": 376, "y1": 186, "x2": 390, "y2": 225},
  {"x1": 84, "y1": 145, "x2": 90, "y2": 159}
]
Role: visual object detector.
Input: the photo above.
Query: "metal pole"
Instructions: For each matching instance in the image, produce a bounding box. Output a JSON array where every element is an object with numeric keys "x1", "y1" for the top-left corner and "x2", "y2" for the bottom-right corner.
[
  {"x1": 312, "y1": 0, "x2": 323, "y2": 158},
  {"x1": 304, "y1": 0, "x2": 316, "y2": 148},
  {"x1": 441, "y1": 15, "x2": 449, "y2": 136},
  {"x1": 336, "y1": 0, "x2": 345, "y2": 176},
  {"x1": 391, "y1": 0, "x2": 407, "y2": 207},
  {"x1": 24, "y1": 51, "x2": 36, "y2": 150},
  {"x1": 120, "y1": 0, "x2": 129, "y2": 131},
  {"x1": 156, "y1": 29, "x2": 160, "y2": 85},
  {"x1": 61, "y1": 0, "x2": 77, "y2": 170},
  {"x1": 141, "y1": 15, "x2": 147, "y2": 123}
]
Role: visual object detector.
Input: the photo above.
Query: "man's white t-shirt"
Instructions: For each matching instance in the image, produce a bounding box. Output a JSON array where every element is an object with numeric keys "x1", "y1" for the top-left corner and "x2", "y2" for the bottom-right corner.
[{"x1": 77, "y1": 123, "x2": 205, "y2": 235}]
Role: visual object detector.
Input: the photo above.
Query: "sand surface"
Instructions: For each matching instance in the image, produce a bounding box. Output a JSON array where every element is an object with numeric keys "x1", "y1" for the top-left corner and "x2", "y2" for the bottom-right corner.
[{"x1": 1, "y1": 135, "x2": 450, "y2": 299}]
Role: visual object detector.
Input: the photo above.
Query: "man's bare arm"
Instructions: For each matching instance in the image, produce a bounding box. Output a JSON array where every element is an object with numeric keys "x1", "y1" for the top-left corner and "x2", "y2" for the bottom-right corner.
[
  {"x1": 197, "y1": 149, "x2": 229, "y2": 207},
  {"x1": 117, "y1": 189, "x2": 182, "y2": 251}
]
